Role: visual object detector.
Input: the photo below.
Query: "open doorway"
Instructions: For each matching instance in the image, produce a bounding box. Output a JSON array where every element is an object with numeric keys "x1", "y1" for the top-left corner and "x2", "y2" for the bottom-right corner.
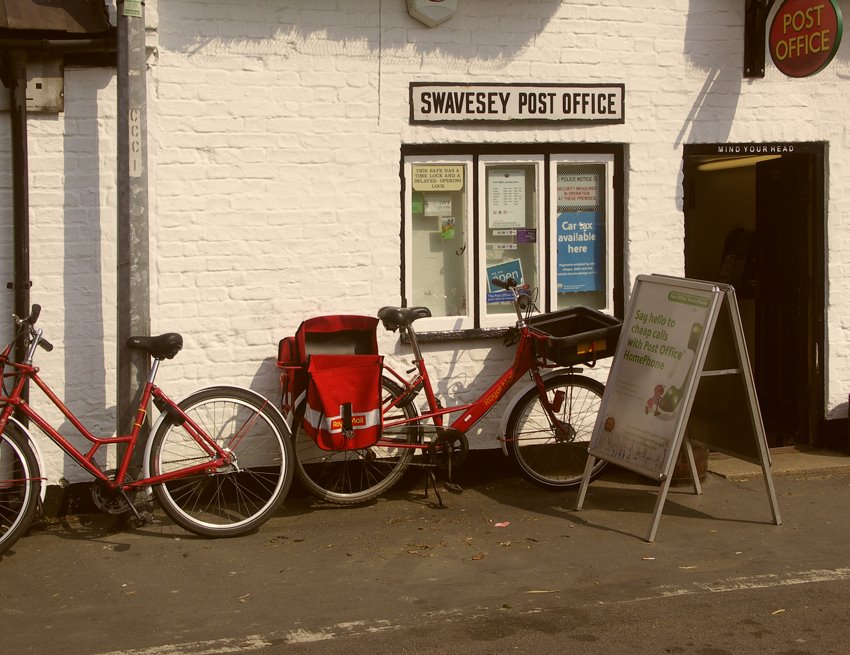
[{"x1": 683, "y1": 143, "x2": 825, "y2": 448}]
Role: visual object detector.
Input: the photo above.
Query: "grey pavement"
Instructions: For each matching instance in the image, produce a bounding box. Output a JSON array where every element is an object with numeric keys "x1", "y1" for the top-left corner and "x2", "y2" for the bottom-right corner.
[
  {"x1": 708, "y1": 446, "x2": 850, "y2": 480},
  {"x1": 3, "y1": 448, "x2": 850, "y2": 654}
]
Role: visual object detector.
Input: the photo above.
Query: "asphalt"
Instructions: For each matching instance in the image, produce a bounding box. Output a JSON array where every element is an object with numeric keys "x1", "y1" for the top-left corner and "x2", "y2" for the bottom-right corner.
[{"x1": 4, "y1": 447, "x2": 850, "y2": 654}]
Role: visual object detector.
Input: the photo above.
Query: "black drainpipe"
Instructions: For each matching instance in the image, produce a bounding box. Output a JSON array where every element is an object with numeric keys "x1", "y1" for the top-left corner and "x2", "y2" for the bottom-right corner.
[{"x1": 5, "y1": 48, "x2": 29, "y2": 373}]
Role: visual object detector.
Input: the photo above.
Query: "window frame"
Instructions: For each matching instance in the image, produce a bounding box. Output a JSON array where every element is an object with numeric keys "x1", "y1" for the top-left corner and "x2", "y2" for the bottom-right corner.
[
  {"x1": 400, "y1": 143, "x2": 625, "y2": 340},
  {"x1": 403, "y1": 154, "x2": 475, "y2": 332},
  {"x1": 477, "y1": 154, "x2": 546, "y2": 329},
  {"x1": 549, "y1": 153, "x2": 616, "y2": 314}
]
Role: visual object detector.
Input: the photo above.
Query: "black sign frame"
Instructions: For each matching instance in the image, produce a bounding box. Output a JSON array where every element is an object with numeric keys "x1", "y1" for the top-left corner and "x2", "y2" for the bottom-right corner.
[{"x1": 409, "y1": 82, "x2": 626, "y2": 125}]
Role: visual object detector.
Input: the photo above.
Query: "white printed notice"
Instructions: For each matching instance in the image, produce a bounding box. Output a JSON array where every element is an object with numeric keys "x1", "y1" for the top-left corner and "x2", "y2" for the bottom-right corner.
[
  {"x1": 488, "y1": 169, "x2": 526, "y2": 228},
  {"x1": 590, "y1": 281, "x2": 714, "y2": 476}
]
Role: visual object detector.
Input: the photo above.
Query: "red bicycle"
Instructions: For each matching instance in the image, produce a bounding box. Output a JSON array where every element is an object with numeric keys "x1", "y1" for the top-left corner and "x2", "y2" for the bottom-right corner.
[
  {"x1": 279, "y1": 279, "x2": 620, "y2": 505},
  {"x1": 0, "y1": 305, "x2": 293, "y2": 556}
]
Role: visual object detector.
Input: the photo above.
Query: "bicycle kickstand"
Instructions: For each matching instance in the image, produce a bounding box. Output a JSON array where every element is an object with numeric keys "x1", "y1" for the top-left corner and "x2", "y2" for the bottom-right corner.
[{"x1": 423, "y1": 470, "x2": 445, "y2": 508}]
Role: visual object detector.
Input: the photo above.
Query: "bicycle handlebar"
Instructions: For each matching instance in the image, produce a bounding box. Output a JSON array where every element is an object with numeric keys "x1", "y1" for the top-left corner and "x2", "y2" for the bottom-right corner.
[
  {"x1": 490, "y1": 277, "x2": 537, "y2": 325},
  {"x1": 13, "y1": 304, "x2": 54, "y2": 352},
  {"x1": 491, "y1": 277, "x2": 517, "y2": 290}
]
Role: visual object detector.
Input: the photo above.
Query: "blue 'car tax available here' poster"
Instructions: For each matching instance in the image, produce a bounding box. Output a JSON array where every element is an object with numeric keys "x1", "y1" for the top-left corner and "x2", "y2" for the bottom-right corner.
[{"x1": 557, "y1": 210, "x2": 603, "y2": 293}]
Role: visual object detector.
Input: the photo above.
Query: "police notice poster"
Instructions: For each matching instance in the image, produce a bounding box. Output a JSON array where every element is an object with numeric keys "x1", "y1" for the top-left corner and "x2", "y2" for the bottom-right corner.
[
  {"x1": 556, "y1": 170, "x2": 603, "y2": 293},
  {"x1": 589, "y1": 277, "x2": 715, "y2": 478}
]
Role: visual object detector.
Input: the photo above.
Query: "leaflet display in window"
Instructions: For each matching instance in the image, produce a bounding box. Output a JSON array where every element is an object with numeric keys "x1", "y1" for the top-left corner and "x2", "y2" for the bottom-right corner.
[{"x1": 409, "y1": 164, "x2": 469, "y2": 319}]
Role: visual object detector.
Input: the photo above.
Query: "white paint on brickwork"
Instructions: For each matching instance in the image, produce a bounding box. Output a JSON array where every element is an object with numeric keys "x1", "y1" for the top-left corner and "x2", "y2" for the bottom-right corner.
[{"x1": 2, "y1": 1, "x2": 850, "y2": 483}]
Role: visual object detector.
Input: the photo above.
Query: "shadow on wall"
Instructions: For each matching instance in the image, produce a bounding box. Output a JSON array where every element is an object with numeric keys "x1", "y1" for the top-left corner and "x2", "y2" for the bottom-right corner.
[
  {"x1": 679, "y1": 0, "x2": 850, "y2": 150},
  {"x1": 677, "y1": 0, "x2": 745, "y2": 149},
  {"x1": 57, "y1": 68, "x2": 117, "y2": 481},
  {"x1": 156, "y1": 0, "x2": 563, "y2": 64}
]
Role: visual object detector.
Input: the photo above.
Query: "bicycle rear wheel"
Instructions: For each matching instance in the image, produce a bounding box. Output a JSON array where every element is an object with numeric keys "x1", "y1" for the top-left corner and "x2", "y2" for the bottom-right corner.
[
  {"x1": 149, "y1": 387, "x2": 293, "y2": 537},
  {"x1": 294, "y1": 377, "x2": 419, "y2": 504},
  {"x1": 0, "y1": 429, "x2": 41, "y2": 556},
  {"x1": 506, "y1": 373, "x2": 606, "y2": 489}
]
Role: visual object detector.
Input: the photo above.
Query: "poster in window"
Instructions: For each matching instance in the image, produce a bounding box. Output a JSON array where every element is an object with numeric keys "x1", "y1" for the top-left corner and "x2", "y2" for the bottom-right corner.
[
  {"x1": 412, "y1": 165, "x2": 464, "y2": 192},
  {"x1": 425, "y1": 194, "x2": 452, "y2": 216},
  {"x1": 557, "y1": 171, "x2": 599, "y2": 210},
  {"x1": 557, "y1": 211, "x2": 603, "y2": 293},
  {"x1": 411, "y1": 191, "x2": 424, "y2": 214},
  {"x1": 440, "y1": 216, "x2": 456, "y2": 240},
  {"x1": 486, "y1": 258, "x2": 524, "y2": 303},
  {"x1": 488, "y1": 169, "x2": 526, "y2": 228}
]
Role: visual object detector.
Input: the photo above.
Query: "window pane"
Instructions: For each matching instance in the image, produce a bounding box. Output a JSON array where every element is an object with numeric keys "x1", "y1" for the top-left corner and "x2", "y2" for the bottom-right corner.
[
  {"x1": 410, "y1": 164, "x2": 468, "y2": 317},
  {"x1": 555, "y1": 163, "x2": 607, "y2": 310},
  {"x1": 484, "y1": 164, "x2": 539, "y2": 316}
]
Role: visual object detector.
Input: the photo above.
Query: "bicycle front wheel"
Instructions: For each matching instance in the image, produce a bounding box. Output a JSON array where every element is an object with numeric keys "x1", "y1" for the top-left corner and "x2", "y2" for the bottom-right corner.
[
  {"x1": 0, "y1": 428, "x2": 41, "y2": 556},
  {"x1": 149, "y1": 388, "x2": 293, "y2": 537},
  {"x1": 506, "y1": 373, "x2": 606, "y2": 489},
  {"x1": 294, "y1": 377, "x2": 419, "y2": 505}
]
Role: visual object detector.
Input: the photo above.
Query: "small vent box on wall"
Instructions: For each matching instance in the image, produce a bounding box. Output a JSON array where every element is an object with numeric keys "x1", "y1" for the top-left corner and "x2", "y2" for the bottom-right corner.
[{"x1": 407, "y1": 0, "x2": 458, "y2": 28}]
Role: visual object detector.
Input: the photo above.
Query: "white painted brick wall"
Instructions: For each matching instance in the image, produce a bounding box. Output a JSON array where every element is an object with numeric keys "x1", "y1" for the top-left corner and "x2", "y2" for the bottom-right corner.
[{"x1": 1, "y1": 0, "x2": 850, "y2": 483}]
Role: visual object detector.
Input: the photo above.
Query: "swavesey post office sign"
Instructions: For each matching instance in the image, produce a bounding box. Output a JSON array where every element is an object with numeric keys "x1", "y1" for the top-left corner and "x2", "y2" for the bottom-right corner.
[{"x1": 409, "y1": 83, "x2": 625, "y2": 124}]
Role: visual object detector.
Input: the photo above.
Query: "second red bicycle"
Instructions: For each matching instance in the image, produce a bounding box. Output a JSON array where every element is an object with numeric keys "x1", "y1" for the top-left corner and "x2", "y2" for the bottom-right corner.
[{"x1": 277, "y1": 279, "x2": 621, "y2": 505}]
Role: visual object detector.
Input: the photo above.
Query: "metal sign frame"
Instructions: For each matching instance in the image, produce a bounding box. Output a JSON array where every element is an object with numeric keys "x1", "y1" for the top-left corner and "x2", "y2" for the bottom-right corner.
[{"x1": 576, "y1": 275, "x2": 782, "y2": 541}]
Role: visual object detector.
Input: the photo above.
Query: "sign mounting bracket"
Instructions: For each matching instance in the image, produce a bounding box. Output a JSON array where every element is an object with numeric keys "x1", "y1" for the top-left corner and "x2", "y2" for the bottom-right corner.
[{"x1": 744, "y1": 0, "x2": 777, "y2": 78}]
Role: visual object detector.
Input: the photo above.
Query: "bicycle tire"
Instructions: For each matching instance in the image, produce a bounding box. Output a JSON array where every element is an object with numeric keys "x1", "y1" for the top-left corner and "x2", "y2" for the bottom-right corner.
[
  {"x1": 506, "y1": 373, "x2": 607, "y2": 489},
  {"x1": 293, "y1": 377, "x2": 419, "y2": 505},
  {"x1": 0, "y1": 428, "x2": 41, "y2": 556},
  {"x1": 149, "y1": 387, "x2": 293, "y2": 537}
]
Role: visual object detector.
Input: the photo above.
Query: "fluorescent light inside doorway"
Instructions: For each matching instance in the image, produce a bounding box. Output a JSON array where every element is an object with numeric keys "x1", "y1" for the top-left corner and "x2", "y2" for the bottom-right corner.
[{"x1": 697, "y1": 155, "x2": 781, "y2": 172}]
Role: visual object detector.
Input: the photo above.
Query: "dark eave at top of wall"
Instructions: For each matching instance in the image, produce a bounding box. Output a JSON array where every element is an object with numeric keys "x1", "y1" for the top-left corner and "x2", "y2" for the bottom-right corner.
[{"x1": 0, "y1": 0, "x2": 111, "y2": 38}]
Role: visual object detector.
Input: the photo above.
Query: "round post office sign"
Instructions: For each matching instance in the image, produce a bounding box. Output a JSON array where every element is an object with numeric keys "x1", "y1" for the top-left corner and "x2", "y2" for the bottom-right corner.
[{"x1": 769, "y1": 0, "x2": 843, "y2": 77}]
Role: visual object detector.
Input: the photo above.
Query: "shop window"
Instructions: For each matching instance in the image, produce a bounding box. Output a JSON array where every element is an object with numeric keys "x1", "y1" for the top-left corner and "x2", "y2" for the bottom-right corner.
[
  {"x1": 402, "y1": 147, "x2": 621, "y2": 335},
  {"x1": 479, "y1": 156, "x2": 544, "y2": 327},
  {"x1": 406, "y1": 158, "x2": 474, "y2": 330},
  {"x1": 550, "y1": 156, "x2": 613, "y2": 313}
]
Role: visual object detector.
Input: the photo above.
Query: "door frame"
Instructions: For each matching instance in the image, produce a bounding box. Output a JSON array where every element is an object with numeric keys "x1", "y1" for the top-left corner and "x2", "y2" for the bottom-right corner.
[{"x1": 682, "y1": 142, "x2": 826, "y2": 447}]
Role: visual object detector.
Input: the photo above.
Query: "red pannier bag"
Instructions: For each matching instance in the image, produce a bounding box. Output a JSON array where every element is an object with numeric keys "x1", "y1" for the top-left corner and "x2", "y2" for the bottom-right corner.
[
  {"x1": 303, "y1": 354, "x2": 383, "y2": 451},
  {"x1": 277, "y1": 315, "x2": 380, "y2": 421},
  {"x1": 295, "y1": 315, "x2": 379, "y2": 358},
  {"x1": 277, "y1": 336, "x2": 305, "y2": 418}
]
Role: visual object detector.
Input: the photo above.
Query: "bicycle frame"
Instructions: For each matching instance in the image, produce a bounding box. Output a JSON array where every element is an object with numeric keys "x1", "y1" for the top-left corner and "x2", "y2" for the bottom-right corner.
[
  {"x1": 0, "y1": 350, "x2": 249, "y2": 492},
  {"x1": 380, "y1": 319, "x2": 556, "y2": 445}
]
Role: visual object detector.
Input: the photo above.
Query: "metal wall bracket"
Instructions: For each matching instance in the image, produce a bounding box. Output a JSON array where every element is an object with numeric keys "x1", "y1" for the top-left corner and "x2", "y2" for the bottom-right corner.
[
  {"x1": 744, "y1": 0, "x2": 777, "y2": 78},
  {"x1": 0, "y1": 56, "x2": 64, "y2": 113}
]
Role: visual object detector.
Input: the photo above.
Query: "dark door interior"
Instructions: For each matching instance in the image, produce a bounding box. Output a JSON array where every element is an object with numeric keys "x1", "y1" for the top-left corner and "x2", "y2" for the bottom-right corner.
[
  {"x1": 683, "y1": 146, "x2": 823, "y2": 448},
  {"x1": 754, "y1": 156, "x2": 817, "y2": 446}
]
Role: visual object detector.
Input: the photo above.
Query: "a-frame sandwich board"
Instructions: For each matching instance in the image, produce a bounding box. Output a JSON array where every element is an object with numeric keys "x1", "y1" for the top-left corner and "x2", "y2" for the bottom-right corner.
[{"x1": 575, "y1": 275, "x2": 781, "y2": 542}]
